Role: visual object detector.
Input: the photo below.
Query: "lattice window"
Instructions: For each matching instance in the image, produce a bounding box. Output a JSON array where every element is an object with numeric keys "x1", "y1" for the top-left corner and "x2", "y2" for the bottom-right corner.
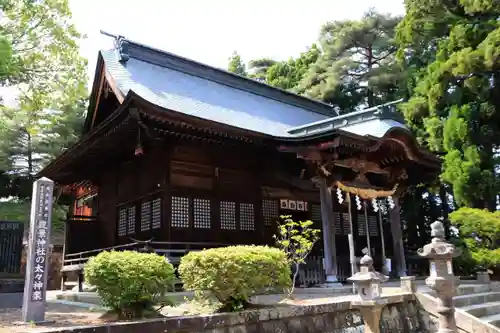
[
  {"x1": 368, "y1": 215, "x2": 378, "y2": 236},
  {"x1": 239, "y1": 203, "x2": 255, "y2": 231},
  {"x1": 356, "y1": 214, "x2": 367, "y2": 236},
  {"x1": 118, "y1": 207, "x2": 128, "y2": 236},
  {"x1": 342, "y1": 213, "x2": 351, "y2": 234},
  {"x1": 334, "y1": 212, "x2": 342, "y2": 234},
  {"x1": 193, "y1": 198, "x2": 211, "y2": 229},
  {"x1": 140, "y1": 201, "x2": 152, "y2": 231},
  {"x1": 311, "y1": 204, "x2": 321, "y2": 225},
  {"x1": 262, "y1": 200, "x2": 278, "y2": 227},
  {"x1": 171, "y1": 196, "x2": 189, "y2": 228},
  {"x1": 127, "y1": 206, "x2": 136, "y2": 235},
  {"x1": 152, "y1": 198, "x2": 162, "y2": 229},
  {"x1": 220, "y1": 201, "x2": 236, "y2": 230}
]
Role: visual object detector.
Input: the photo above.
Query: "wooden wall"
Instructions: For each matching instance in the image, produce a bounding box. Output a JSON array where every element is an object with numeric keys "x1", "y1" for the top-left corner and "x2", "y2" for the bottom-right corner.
[{"x1": 67, "y1": 141, "x2": 388, "y2": 257}]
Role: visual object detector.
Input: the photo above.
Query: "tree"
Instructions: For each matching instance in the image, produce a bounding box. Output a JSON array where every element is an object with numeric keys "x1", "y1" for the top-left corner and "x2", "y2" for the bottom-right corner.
[
  {"x1": 450, "y1": 208, "x2": 500, "y2": 271},
  {"x1": 247, "y1": 58, "x2": 276, "y2": 81},
  {"x1": 227, "y1": 51, "x2": 247, "y2": 76},
  {"x1": 297, "y1": 9, "x2": 402, "y2": 111},
  {"x1": 0, "y1": 0, "x2": 87, "y2": 225},
  {"x1": 396, "y1": 0, "x2": 500, "y2": 209},
  {"x1": 0, "y1": 0, "x2": 87, "y2": 88},
  {"x1": 274, "y1": 215, "x2": 320, "y2": 297},
  {"x1": 246, "y1": 44, "x2": 321, "y2": 90}
]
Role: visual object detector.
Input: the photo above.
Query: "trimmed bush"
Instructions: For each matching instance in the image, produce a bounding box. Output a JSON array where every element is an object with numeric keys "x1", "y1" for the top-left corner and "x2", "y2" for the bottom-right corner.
[
  {"x1": 84, "y1": 250, "x2": 175, "y2": 318},
  {"x1": 178, "y1": 245, "x2": 291, "y2": 311}
]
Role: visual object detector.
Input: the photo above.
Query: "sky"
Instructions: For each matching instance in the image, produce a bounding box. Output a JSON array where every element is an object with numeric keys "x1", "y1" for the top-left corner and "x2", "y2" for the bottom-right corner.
[
  {"x1": 69, "y1": 0, "x2": 405, "y2": 85},
  {"x1": 0, "y1": 0, "x2": 406, "y2": 106}
]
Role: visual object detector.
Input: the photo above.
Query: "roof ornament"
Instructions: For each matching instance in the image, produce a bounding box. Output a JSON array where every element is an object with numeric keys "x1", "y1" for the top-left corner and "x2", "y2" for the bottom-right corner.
[{"x1": 100, "y1": 30, "x2": 129, "y2": 63}]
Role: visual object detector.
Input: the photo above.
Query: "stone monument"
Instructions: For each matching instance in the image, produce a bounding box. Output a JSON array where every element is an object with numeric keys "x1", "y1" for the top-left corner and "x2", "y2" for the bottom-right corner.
[
  {"x1": 21, "y1": 177, "x2": 54, "y2": 323},
  {"x1": 418, "y1": 220, "x2": 461, "y2": 333}
]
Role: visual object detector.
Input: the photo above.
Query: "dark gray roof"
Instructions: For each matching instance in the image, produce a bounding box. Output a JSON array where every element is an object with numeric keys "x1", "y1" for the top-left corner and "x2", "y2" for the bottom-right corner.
[
  {"x1": 102, "y1": 37, "x2": 337, "y2": 137},
  {"x1": 100, "y1": 35, "x2": 407, "y2": 138}
]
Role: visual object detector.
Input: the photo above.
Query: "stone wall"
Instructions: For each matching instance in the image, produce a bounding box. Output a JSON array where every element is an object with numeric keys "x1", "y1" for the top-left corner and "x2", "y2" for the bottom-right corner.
[
  {"x1": 20, "y1": 246, "x2": 62, "y2": 290},
  {"x1": 51, "y1": 294, "x2": 434, "y2": 333}
]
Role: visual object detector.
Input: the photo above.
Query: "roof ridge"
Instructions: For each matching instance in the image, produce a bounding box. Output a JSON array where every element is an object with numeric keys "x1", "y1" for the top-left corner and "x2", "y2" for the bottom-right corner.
[{"x1": 101, "y1": 32, "x2": 336, "y2": 117}]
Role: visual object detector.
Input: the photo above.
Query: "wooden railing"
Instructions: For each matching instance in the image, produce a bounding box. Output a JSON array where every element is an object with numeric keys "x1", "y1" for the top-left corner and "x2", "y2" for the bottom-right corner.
[{"x1": 62, "y1": 240, "x2": 231, "y2": 270}]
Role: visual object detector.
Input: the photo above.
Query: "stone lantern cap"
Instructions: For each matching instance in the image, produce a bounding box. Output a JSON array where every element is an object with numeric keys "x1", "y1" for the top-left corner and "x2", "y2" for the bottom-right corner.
[
  {"x1": 417, "y1": 221, "x2": 462, "y2": 259},
  {"x1": 348, "y1": 255, "x2": 389, "y2": 283}
]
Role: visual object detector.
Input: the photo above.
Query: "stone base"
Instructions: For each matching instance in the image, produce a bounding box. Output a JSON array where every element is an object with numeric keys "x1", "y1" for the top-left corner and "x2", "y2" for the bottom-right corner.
[{"x1": 321, "y1": 275, "x2": 343, "y2": 288}]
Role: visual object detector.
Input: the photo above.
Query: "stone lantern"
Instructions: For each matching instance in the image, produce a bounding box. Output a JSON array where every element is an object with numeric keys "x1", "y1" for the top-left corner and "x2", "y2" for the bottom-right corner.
[
  {"x1": 348, "y1": 255, "x2": 389, "y2": 333},
  {"x1": 418, "y1": 221, "x2": 461, "y2": 333},
  {"x1": 349, "y1": 255, "x2": 389, "y2": 302}
]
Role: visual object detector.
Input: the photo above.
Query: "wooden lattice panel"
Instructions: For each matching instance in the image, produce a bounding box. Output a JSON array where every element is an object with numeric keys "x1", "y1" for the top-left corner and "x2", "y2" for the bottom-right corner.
[
  {"x1": 152, "y1": 198, "x2": 162, "y2": 229},
  {"x1": 140, "y1": 201, "x2": 152, "y2": 231},
  {"x1": 220, "y1": 201, "x2": 236, "y2": 230},
  {"x1": 334, "y1": 212, "x2": 342, "y2": 235},
  {"x1": 171, "y1": 196, "x2": 189, "y2": 228},
  {"x1": 356, "y1": 214, "x2": 367, "y2": 236},
  {"x1": 262, "y1": 200, "x2": 278, "y2": 227},
  {"x1": 311, "y1": 204, "x2": 321, "y2": 224},
  {"x1": 239, "y1": 203, "x2": 255, "y2": 231},
  {"x1": 342, "y1": 213, "x2": 351, "y2": 234},
  {"x1": 127, "y1": 206, "x2": 136, "y2": 235},
  {"x1": 368, "y1": 215, "x2": 378, "y2": 236},
  {"x1": 118, "y1": 207, "x2": 127, "y2": 236},
  {"x1": 193, "y1": 198, "x2": 211, "y2": 229}
]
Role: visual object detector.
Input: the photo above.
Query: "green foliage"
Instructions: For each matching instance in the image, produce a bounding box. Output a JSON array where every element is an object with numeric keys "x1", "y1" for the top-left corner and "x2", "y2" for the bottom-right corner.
[
  {"x1": 248, "y1": 44, "x2": 321, "y2": 90},
  {"x1": 85, "y1": 251, "x2": 175, "y2": 318},
  {"x1": 297, "y1": 9, "x2": 403, "y2": 110},
  {"x1": 227, "y1": 51, "x2": 247, "y2": 76},
  {"x1": 0, "y1": 0, "x2": 88, "y2": 200},
  {"x1": 450, "y1": 208, "x2": 500, "y2": 269},
  {"x1": 396, "y1": 0, "x2": 500, "y2": 209},
  {"x1": 0, "y1": 200, "x2": 67, "y2": 231},
  {"x1": 274, "y1": 215, "x2": 320, "y2": 295},
  {"x1": 178, "y1": 245, "x2": 291, "y2": 311}
]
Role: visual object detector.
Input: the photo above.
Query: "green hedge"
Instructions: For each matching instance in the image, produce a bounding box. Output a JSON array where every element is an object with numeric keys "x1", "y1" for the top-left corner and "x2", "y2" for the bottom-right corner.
[
  {"x1": 178, "y1": 245, "x2": 291, "y2": 311},
  {"x1": 85, "y1": 250, "x2": 175, "y2": 318}
]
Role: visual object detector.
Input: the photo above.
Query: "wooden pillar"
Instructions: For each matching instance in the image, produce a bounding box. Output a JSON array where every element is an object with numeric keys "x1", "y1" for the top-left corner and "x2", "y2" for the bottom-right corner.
[
  {"x1": 314, "y1": 177, "x2": 340, "y2": 284},
  {"x1": 389, "y1": 197, "x2": 407, "y2": 277}
]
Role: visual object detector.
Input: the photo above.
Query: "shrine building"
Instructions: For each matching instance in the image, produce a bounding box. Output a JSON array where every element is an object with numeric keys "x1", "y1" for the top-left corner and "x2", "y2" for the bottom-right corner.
[{"x1": 39, "y1": 34, "x2": 440, "y2": 289}]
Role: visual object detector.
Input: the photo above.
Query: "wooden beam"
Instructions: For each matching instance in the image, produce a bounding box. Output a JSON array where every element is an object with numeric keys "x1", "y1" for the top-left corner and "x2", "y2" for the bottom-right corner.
[{"x1": 90, "y1": 69, "x2": 105, "y2": 130}]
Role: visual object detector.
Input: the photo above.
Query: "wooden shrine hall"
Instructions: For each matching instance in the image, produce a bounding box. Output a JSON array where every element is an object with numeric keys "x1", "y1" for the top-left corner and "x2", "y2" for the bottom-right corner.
[{"x1": 39, "y1": 34, "x2": 440, "y2": 287}]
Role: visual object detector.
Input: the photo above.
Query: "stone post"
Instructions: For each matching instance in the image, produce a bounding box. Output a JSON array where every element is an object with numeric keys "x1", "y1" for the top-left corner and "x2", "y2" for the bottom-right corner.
[
  {"x1": 22, "y1": 177, "x2": 54, "y2": 323},
  {"x1": 400, "y1": 276, "x2": 417, "y2": 293},
  {"x1": 476, "y1": 267, "x2": 490, "y2": 284},
  {"x1": 418, "y1": 221, "x2": 461, "y2": 333},
  {"x1": 348, "y1": 255, "x2": 389, "y2": 333}
]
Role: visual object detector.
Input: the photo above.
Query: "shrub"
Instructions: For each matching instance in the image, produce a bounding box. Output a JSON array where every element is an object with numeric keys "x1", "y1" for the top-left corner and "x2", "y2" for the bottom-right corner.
[
  {"x1": 274, "y1": 215, "x2": 320, "y2": 296},
  {"x1": 178, "y1": 245, "x2": 291, "y2": 311},
  {"x1": 84, "y1": 250, "x2": 175, "y2": 318}
]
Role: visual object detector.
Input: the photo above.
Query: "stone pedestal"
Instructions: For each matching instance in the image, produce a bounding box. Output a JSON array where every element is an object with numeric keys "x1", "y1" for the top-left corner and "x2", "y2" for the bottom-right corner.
[
  {"x1": 356, "y1": 301, "x2": 387, "y2": 333},
  {"x1": 476, "y1": 271, "x2": 490, "y2": 284},
  {"x1": 400, "y1": 276, "x2": 416, "y2": 293}
]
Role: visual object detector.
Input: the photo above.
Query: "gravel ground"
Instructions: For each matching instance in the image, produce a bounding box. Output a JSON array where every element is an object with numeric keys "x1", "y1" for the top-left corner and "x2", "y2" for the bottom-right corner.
[
  {"x1": 0, "y1": 287, "x2": 408, "y2": 333},
  {"x1": 0, "y1": 302, "x2": 105, "y2": 333}
]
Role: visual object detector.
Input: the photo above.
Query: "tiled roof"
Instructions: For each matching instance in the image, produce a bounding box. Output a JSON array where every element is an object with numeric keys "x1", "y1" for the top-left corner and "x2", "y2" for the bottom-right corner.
[
  {"x1": 101, "y1": 40, "x2": 332, "y2": 137},
  {"x1": 100, "y1": 36, "x2": 408, "y2": 139}
]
